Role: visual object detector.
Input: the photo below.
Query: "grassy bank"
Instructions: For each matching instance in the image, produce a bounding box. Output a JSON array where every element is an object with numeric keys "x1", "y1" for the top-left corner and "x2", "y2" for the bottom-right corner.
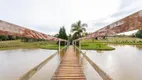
[
  {"x1": 80, "y1": 37, "x2": 141, "y2": 50},
  {"x1": 0, "y1": 40, "x2": 38, "y2": 50},
  {"x1": 81, "y1": 42, "x2": 115, "y2": 50},
  {"x1": 3, "y1": 37, "x2": 140, "y2": 50},
  {"x1": 0, "y1": 40, "x2": 61, "y2": 50},
  {"x1": 39, "y1": 44, "x2": 64, "y2": 50},
  {"x1": 104, "y1": 37, "x2": 142, "y2": 45},
  {"x1": 0, "y1": 40, "x2": 115, "y2": 50},
  {"x1": 83, "y1": 37, "x2": 142, "y2": 45}
]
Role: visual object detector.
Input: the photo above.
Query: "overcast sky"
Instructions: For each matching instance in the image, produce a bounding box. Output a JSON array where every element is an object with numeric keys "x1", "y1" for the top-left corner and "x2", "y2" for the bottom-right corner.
[{"x1": 0, "y1": 0, "x2": 142, "y2": 35}]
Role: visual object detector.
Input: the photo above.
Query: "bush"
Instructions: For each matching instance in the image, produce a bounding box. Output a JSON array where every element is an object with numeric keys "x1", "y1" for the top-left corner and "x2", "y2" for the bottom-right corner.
[
  {"x1": 0, "y1": 35, "x2": 8, "y2": 41},
  {"x1": 136, "y1": 30, "x2": 142, "y2": 38}
]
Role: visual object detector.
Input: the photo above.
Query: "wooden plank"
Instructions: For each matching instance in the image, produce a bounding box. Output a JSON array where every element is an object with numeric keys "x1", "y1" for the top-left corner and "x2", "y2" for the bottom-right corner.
[{"x1": 51, "y1": 46, "x2": 86, "y2": 80}]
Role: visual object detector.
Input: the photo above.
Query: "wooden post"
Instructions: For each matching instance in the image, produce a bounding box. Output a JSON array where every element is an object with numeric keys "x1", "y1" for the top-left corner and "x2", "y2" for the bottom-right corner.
[
  {"x1": 75, "y1": 41, "x2": 76, "y2": 53},
  {"x1": 79, "y1": 40, "x2": 81, "y2": 52},
  {"x1": 68, "y1": 41, "x2": 70, "y2": 45},
  {"x1": 79, "y1": 40, "x2": 81, "y2": 65},
  {"x1": 58, "y1": 40, "x2": 60, "y2": 59},
  {"x1": 59, "y1": 40, "x2": 60, "y2": 52},
  {"x1": 64, "y1": 41, "x2": 66, "y2": 53}
]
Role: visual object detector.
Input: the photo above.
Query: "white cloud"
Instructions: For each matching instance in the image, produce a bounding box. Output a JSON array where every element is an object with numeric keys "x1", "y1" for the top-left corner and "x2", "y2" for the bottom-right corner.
[{"x1": 87, "y1": 0, "x2": 142, "y2": 33}]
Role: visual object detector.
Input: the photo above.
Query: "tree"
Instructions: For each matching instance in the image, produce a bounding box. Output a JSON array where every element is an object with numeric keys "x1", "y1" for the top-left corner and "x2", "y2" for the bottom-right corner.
[
  {"x1": 53, "y1": 34, "x2": 59, "y2": 37},
  {"x1": 68, "y1": 34, "x2": 72, "y2": 45},
  {"x1": 7, "y1": 35, "x2": 16, "y2": 40},
  {"x1": 57, "y1": 26, "x2": 68, "y2": 45},
  {"x1": 71, "y1": 20, "x2": 87, "y2": 45},
  {"x1": 58, "y1": 26, "x2": 68, "y2": 40},
  {"x1": 0, "y1": 35, "x2": 8, "y2": 41},
  {"x1": 68, "y1": 34, "x2": 72, "y2": 41},
  {"x1": 136, "y1": 30, "x2": 142, "y2": 38},
  {"x1": 71, "y1": 20, "x2": 87, "y2": 40}
]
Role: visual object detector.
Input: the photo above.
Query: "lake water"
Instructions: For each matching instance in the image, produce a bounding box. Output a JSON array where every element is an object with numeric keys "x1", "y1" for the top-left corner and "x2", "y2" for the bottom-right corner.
[
  {"x1": 0, "y1": 45, "x2": 142, "y2": 80},
  {"x1": 82, "y1": 45, "x2": 142, "y2": 80},
  {"x1": 0, "y1": 49, "x2": 56, "y2": 80}
]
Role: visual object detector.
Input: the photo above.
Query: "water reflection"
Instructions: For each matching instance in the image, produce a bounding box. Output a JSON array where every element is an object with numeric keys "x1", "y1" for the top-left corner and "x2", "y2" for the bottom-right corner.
[
  {"x1": 26, "y1": 48, "x2": 67, "y2": 80},
  {"x1": 96, "y1": 50, "x2": 103, "y2": 53},
  {"x1": 84, "y1": 45, "x2": 142, "y2": 80},
  {"x1": 29, "y1": 55, "x2": 60, "y2": 80},
  {"x1": 135, "y1": 45, "x2": 142, "y2": 50},
  {"x1": 1, "y1": 45, "x2": 142, "y2": 80},
  {"x1": 75, "y1": 49, "x2": 103, "y2": 80}
]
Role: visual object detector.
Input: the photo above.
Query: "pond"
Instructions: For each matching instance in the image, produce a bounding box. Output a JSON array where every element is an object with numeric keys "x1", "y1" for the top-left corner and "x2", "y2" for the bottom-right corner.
[
  {"x1": 82, "y1": 45, "x2": 142, "y2": 80},
  {"x1": 1, "y1": 45, "x2": 142, "y2": 80},
  {"x1": 0, "y1": 49, "x2": 56, "y2": 80}
]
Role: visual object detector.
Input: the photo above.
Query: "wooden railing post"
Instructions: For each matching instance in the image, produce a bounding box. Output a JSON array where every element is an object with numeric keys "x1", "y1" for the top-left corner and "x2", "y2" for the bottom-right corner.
[
  {"x1": 58, "y1": 40, "x2": 60, "y2": 53},
  {"x1": 75, "y1": 41, "x2": 76, "y2": 53},
  {"x1": 64, "y1": 41, "x2": 67, "y2": 53},
  {"x1": 58, "y1": 40, "x2": 61, "y2": 61},
  {"x1": 79, "y1": 40, "x2": 81, "y2": 52}
]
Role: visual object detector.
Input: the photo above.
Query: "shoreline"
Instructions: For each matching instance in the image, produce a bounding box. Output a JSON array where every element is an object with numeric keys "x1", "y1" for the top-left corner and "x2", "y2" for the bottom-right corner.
[{"x1": 0, "y1": 39, "x2": 142, "y2": 51}]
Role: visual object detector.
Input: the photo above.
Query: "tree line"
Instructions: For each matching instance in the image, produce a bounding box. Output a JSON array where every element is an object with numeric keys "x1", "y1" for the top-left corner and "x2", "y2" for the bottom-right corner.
[
  {"x1": 0, "y1": 35, "x2": 45, "y2": 42},
  {"x1": 0, "y1": 20, "x2": 142, "y2": 43},
  {"x1": 0, "y1": 35, "x2": 19, "y2": 41}
]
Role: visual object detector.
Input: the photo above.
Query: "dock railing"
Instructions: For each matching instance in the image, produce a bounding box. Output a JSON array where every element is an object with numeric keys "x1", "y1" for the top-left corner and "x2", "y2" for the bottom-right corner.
[
  {"x1": 75, "y1": 46, "x2": 113, "y2": 80},
  {"x1": 18, "y1": 46, "x2": 68, "y2": 80}
]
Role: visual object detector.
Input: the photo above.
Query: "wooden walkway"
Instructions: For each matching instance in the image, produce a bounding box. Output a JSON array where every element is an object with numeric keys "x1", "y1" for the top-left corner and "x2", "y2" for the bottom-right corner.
[{"x1": 51, "y1": 46, "x2": 86, "y2": 80}]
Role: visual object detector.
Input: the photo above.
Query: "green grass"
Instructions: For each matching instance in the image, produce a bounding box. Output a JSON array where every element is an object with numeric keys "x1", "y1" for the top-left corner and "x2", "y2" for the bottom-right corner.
[
  {"x1": 103, "y1": 37, "x2": 142, "y2": 45},
  {"x1": 39, "y1": 44, "x2": 64, "y2": 50},
  {"x1": 82, "y1": 37, "x2": 142, "y2": 45},
  {"x1": 80, "y1": 37, "x2": 141, "y2": 50},
  {"x1": 2, "y1": 37, "x2": 140, "y2": 50},
  {"x1": 79, "y1": 37, "x2": 142, "y2": 50},
  {"x1": 0, "y1": 40, "x2": 37, "y2": 50},
  {"x1": 0, "y1": 40, "x2": 61, "y2": 50},
  {"x1": 81, "y1": 42, "x2": 115, "y2": 50}
]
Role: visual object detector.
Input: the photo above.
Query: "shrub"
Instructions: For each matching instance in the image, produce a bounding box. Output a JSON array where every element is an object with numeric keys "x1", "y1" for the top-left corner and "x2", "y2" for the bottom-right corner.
[{"x1": 136, "y1": 30, "x2": 142, "y2": 38}]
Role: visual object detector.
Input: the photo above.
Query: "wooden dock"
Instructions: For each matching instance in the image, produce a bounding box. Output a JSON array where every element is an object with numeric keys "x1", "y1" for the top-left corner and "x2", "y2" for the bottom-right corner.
[{"x1": 51, "y1": 46, "x2": 86, "y2": 80}]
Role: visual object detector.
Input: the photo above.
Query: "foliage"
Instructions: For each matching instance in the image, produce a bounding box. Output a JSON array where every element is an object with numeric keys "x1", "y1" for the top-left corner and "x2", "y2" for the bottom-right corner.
[
  {"x1": 57, "y1": 26, "x2": 68, "y2": 46},
  {"x1": 0, "y1": 35, "x2": 19, "y2": 41},
  {"x1": 70, "y1": 20, "x2": 87, "y2": 45},
  {"x1": 0, "y1": 35, "x2": 8, "y2": 41},
  {"x1": 136, "y1": 30, "x2": 142, "y2": 38},
  {"x1": 21, "y1": 37, "x2": 45, "y2": 42},
  {"x1": 85, "y1": 37, "x2": 142, "y2": 45},
  {"x1": 71, "y1": 20, "x2": 87, "y2": 40},
  {"x1": 68, "y1": 34, "x2": 72, "y2": 42},
  {"x1": 58, "y1": 26, "x2": 68, "y2": 40},
  {"x1": 53, "y1": 34, "x2": 59, "y2": 37}
]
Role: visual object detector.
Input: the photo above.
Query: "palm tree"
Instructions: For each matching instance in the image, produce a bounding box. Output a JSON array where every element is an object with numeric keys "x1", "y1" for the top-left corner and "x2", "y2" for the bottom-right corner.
[{"x1": 71, "y1": 20, "x2": 87, "y2": 40}]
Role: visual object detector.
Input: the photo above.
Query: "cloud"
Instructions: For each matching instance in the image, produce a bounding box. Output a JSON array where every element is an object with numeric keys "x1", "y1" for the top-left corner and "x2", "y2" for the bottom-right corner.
[
  {"x1": 88, "y1": 0, "x2": 142, "y2": 33},
  {"x1": 0, "y1": 0, "x2": 141, "y2": 35},
  {"x1": 119, "y1": 0, "x2": 133, "y2": 9}
]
